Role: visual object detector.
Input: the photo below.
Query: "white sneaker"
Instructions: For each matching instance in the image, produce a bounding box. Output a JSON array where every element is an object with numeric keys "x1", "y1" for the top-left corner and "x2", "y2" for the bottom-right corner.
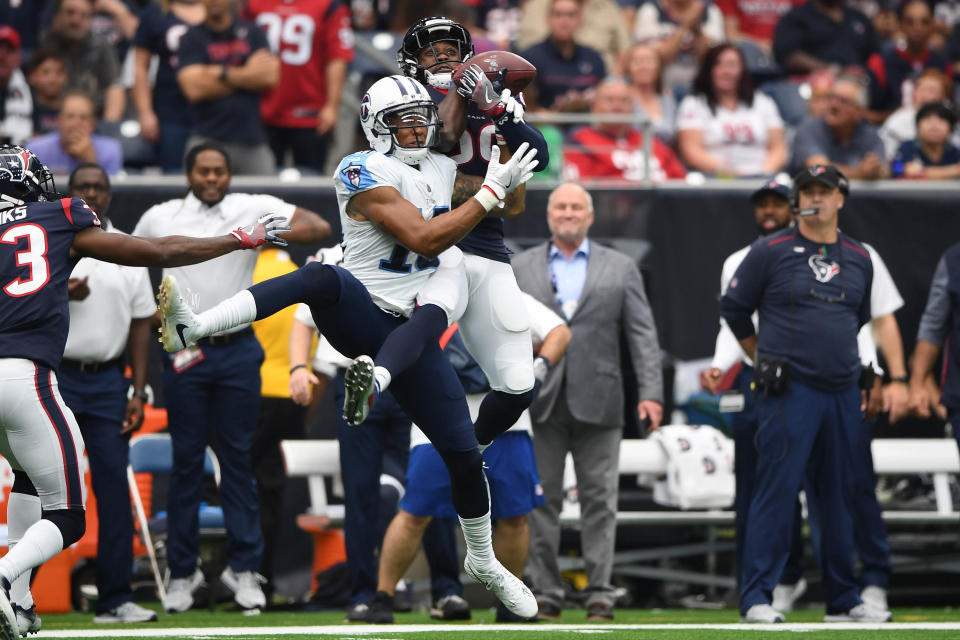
[
  {"x1": 861, "y1": 585, "x2": 888, "y2": 611},
  {"x1": 163, "y1": 569, "x2": 204, "y2": 613},
  {"x1": 463, "y1": 554, "x2": 537, "y2": 619},
  {"x1": 771, "y1": 577, "x2": 807, "y2": 612},
  {"x1": 343, "y1": 355, "x2": 377, "y2": 426},
  {"x1": 741, "y1": 604, "x2": 786, "y2": 623},
  {"x1": 13, "y1": 604, "x2": 39, "y2": 637},
  {"x1": 220, "y1": 567, "x2": 266, "y2": 610},
  {"x1": 93, "y1": 601, "x2": 159, "y2": 624},
  {"x1": 824, "y1": 602, "x2": 892, "y2": 622},
  {"x1": 158, "y1": 274, "x2": 200, "y2": 353}
]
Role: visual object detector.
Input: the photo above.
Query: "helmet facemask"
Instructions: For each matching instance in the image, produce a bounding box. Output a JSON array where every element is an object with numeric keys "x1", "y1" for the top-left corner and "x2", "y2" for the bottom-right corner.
[
  {"x1": 398, "y1": 18, "x2": 474, "y2": 88},
  {"x1": 377, "y1": 102, "x2": 440, "y2": 165}
]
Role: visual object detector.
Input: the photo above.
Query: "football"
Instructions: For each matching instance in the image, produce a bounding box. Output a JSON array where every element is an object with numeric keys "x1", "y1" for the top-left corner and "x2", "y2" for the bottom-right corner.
[{"x1": 451, "y1": 50, "x2": 537, "y2": 94}]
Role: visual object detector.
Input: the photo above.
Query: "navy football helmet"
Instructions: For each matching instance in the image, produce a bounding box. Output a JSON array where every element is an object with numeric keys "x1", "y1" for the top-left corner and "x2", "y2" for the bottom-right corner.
[
  {"x1": 0, "y1": 145, "x2": 58, "y2": 205},
  {"x1": 397, "y1": 16, "x2": 474, "y2": 86}
]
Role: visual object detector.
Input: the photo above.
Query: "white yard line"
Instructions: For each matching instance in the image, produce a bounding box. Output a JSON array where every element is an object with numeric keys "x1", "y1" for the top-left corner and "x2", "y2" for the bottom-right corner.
[{"x1": 33, "y1": 622, "x2": 960, "y2": 637}]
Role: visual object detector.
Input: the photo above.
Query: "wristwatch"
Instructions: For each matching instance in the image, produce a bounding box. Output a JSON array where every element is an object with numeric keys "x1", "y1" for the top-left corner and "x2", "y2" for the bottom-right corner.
[
  {"x1": 131, "y1": 389, "x2": 149, "y2": 402},
  {"x1": 890, "y1": 375, "x2": 909, "y2": 384}
]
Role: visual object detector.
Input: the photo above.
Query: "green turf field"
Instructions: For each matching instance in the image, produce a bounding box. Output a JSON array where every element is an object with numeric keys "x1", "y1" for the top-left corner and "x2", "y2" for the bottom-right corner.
[{"x1": 27, "y1": 606, "x2": 960, "y2": 639}]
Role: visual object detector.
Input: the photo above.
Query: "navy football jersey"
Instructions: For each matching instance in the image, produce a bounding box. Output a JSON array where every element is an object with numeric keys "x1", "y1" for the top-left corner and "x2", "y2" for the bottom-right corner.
[
  {"x1": 427, "y1": 86, "x2": 511, "y2": 263},
  {"x1": 0, "y1": 198, "x2": 101, "y2": 368}
]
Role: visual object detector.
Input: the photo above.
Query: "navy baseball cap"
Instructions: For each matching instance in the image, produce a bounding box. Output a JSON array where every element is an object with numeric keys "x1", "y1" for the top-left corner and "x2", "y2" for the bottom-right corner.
[
  {"x1": 793, "y1": 164, "x2": 847, "y2": 192},
  {"x1": 750, "y1": 180, "x2": 790, "y2": 203}
]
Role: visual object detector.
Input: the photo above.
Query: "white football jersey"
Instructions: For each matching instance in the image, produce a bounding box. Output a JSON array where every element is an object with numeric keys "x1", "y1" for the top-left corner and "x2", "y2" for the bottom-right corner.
[{"x1": 334, "y1": 150, "x2": 457, "y2": 316}]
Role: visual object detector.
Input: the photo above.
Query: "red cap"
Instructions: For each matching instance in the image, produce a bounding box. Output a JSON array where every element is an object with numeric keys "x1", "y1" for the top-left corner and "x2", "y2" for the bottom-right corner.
[{"x1": 0, "y1": 26, "x2": 21, "y2": 50}]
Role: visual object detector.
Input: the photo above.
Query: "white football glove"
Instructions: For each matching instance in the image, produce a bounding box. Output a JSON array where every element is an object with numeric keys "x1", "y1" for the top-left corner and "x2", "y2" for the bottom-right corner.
[
  {"x1": 479, "y1": 141, "x2": 538, "y2": 204},
  {"x1": 497, "y1": 88, "x2": 525, "y2": 125},
  {"x1": 455, "y1": 65, "x2": 524, "y2": 125},
  {"x1": 231, "y1": 213, "x2": 292, "y2": 249}
]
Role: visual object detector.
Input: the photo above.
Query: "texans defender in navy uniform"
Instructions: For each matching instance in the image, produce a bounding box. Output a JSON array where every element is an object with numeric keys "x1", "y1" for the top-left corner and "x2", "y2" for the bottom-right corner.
[
  {"x1": 342, "y1": 17, "x2": 550, "y2": 456},
  {"x1": 0, "y1": 145, "x2": 288, "y2": 640}
]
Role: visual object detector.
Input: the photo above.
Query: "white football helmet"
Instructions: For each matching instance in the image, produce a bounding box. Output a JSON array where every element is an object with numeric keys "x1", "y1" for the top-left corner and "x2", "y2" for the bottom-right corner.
[{"x1": 360, "y1": 75, "x2": 441, "y2": 166}]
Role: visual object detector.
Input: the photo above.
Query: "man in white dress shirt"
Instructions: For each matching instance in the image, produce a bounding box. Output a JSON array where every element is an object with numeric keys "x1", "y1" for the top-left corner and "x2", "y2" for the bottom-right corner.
[
  {"x1": 133, "y1": 143, "x2": 330, "y2": 613},
  {"x1": 57, "y1": 163, "x2": 159, "y2": 626}
]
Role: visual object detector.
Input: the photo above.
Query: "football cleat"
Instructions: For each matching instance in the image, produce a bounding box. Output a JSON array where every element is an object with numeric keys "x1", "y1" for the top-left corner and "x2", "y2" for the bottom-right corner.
[
  {"x1": 463, "y1": 554, "x2": 537, "y2": 619},
  {"x1": 343, "y1": 355, "x2": 377, "y2": 426},
  {"x1": 158, "y1": 274, "x2": 199, "y2": 353},
  {"x1": 13, "y1": 603, "x2": 39, "y2": 637},
  {"x1": 0, "y1": 577, "x2": 18, "y2": 640}
]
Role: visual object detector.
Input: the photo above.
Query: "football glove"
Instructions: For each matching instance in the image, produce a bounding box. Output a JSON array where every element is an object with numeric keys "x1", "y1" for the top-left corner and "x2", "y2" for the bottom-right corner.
[
  {"x1": 477, "y1": 142, "x2": 538, "y2": 209},
  {"x1": 455, "y1": 64, "x2": 525, "y2": 125},
  {"x1": 231, "y1": 213, "x2": 292, "y2": 249}
]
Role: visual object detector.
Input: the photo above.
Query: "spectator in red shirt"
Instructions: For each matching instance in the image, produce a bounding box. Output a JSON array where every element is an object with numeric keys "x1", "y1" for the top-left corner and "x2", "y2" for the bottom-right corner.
[
  {"x1": 246, "y1": 0, "x2": 354, "y2": 174},
  {"x1": 718, "y1": 0, "x2": 804, "y2": 53},
  {"x1": 563, "y1": 76, "x2": 686, "y2": 182}
]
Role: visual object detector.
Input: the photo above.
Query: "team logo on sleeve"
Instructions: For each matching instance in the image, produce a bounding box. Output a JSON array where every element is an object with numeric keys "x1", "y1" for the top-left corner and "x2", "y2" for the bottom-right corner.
[
  {"x1": 341, "y1": 162, "x2": 364, "y2": 188},
  {"x1": 360, "y1": 93, "x2": 371, "y2": 123},
  {"x1": 808, "y1": 254, "x2": 840, "y2": 282}
]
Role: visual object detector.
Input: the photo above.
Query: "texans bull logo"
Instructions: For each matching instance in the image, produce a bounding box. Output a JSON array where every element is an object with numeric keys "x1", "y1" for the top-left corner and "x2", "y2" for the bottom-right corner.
[{"x1": 808, "y1": 254, "x2": 840, "y2": 283}]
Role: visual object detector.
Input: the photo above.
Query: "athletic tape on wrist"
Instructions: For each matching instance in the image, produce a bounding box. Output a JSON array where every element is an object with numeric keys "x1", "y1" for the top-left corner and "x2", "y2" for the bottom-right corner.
[{"x1": 474, "y1": 186, "x2": 501, "y2": 212}]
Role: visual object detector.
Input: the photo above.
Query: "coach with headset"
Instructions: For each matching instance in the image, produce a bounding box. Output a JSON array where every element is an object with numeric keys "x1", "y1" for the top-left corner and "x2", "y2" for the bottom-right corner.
[{"x1": 719, "y1": 165, "x2": 891, "y2": 624}]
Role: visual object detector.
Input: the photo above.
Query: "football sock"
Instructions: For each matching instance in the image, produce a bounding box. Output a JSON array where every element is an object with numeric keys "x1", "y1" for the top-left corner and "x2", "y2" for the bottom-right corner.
[
  {"x1": 6, "y1": 492, "x2": 40, "y2": 607},
  {"x1": 374, "y1": 304, "x2": 447, "y2": 382},
  {"x1": 373, "y1": 366, "x2": 392, "y2": 394},
  {"x1": 474, "y1": 388, "x2": 535, "y2": 445},
  {"x1": 194, "y1": 290, "x2": 257, "y2": 335},
  {"x1": 0, "y1": 520, "x2": 63, "y2": 585},
  {"x1": 458, "y1": 511, "x2": 495, "y2": 566},
  {"x1": 437, "y1": 448, "x2": 489, "y2": 519}
]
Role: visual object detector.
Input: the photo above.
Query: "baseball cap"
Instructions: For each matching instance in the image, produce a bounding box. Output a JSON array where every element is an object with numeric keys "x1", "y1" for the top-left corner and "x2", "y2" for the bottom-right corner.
[
  {"x1": 792, "y1": 164, "x2": 847, "y2": 193},
  {"x1": 0, "y1": 26, "x2": 21, "y2": 50},
  {"x1": 750, "y1": 180, "x2": 790, "y2": 203}
]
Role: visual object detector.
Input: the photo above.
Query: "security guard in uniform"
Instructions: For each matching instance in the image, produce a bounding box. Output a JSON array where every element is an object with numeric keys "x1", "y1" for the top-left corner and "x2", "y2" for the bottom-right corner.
[{"x1": 720, "y1": 165, "x2": 891, "y2": 624}]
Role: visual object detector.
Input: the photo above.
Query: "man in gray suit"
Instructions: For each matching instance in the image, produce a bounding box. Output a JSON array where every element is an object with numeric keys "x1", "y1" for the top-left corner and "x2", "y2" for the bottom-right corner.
[{"x1": 512, "y1": 182, "x2": 663, "y2": 621}]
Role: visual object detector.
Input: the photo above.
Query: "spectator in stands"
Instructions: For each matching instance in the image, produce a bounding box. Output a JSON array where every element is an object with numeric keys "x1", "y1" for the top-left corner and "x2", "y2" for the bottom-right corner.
[
  {"x1": 245, "y1": 0, "x2": 354, "y2": 174},
  {"x1": 631, "y1": 0, "x2": 726, "y2": 95},
  {"x1": 677, "y1": 44, "x2": 786, "y2": 177},
  {"x1": 880, "y1": 69, "x2": 957, "y2": 158},
  {"x1": 718, "y1": 0, "x2": 802, "y2": 54},
  {"x1": 177, "y1": 0, "x2": 280, "y2": 175},
  {"x1": 933, "y1": 0, "x2": 960, "y2": 51},
  {"x1": 515, "y1": 0, "x2": 630, "y2": 74},
  {"x1": 0, "y1": 26, "x2": 32, "y2": 145},
  {"x1": 866, "y1": 0, "x2": 949, "y2": 122},
  {"x1": 0, "y1": 0, "x2": 47, "y2": 55},
  {"x1": 26, "y1": 47, "x2": 69, "y2": 137},
  {"x1": 790, "y1": 72, "x2": 888, "y2": 178},
  {"x1": 132, "y1": 0, "x2": 205, "y2": 173},
  {"x1": 27, "y1": 90, "x2": 123, "y2": 175},
  {"x1": 41, "y1": 0, "x2": 126, "y2": 122},
  {"x1": 519, "y1": 0, "x2": 606, "y2": 113},
  {"x1": 773, "y1": 0, "x2": 878, "y2": 74},
  {"x1": 513, "y1": 182, "x2": 663, "y2": 622},
  {"x1": 564, "y1": 77, "x2": 686, "y2": 182},
  {"x1": 93, "y1": 0, "x2": 142, "y2": 46},
  {"x1": 60, "y1": 163, "x2": 159, "y2": 626},
  {"x1": 890, "y1": 100, "x2": 960, "y2": 178},
  {"x1": 625, "y1": 43, "x2": 677, "y2": 146}
]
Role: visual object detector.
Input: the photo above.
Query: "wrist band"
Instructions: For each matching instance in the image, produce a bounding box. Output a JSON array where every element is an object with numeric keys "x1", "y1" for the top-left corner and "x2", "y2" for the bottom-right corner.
[
  {"x1": 289, "y1": 363, "x2": 308, "y2": 374},
  {"x1": 891, "y1": 375, "x2": 908, "y2": 384},
  {"x1": 474, "y1": 186, "x2": 500, "y2": 212}
]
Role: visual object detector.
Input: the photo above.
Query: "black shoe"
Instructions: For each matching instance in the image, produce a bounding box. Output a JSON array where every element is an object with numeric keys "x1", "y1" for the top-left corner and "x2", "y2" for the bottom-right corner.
[
  {"x1": 430, "y1": 595, "x2": 471, "y2": 620},
  {"x1": 345, "y1": 603, "x2": 368, "y2": 622},
  {"x1": 536, "y1": 598, "x2": 561, "y2": 621},
  {"x1": 496, "y1": 600, "x2": 538, "y2": 622},
  {"x1": 586, "y1": 601, "x2": 614, "y2": 621},
  {"x1": 364, "y1": 591, "x2": 394, "y2": 624},
  {"x1": 393, "y1": 580, "x2": 413, "y2": 612}
]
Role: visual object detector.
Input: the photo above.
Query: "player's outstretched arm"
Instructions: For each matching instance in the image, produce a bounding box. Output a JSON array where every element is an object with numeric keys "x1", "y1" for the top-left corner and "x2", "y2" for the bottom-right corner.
[
  {"x1": 71, "y1": 215, "x2": 289, "y2": 266},
  {"x1": 349, "y1": 143, "x2": 538, "y2": 258}
]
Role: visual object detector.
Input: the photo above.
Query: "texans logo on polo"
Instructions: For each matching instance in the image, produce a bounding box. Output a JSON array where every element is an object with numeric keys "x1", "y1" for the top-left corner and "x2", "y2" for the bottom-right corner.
[{"x1": 808, "y1": 254, "x2": 840, "y2": 283}]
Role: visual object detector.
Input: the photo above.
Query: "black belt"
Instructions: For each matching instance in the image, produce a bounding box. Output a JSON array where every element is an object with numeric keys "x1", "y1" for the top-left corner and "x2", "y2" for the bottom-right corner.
[
  {"x1": 198, "y1": 327, "x2": 255, "y2": 346},
  {"x1": 60, "y1": 356, "x2": 124, "y2": 373}
]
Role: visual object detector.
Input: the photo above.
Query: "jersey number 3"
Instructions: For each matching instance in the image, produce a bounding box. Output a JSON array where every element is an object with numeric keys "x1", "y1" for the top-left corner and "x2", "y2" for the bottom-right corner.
[{"x1": 2, "y1": 223, "x2": 50, "y2": 297}]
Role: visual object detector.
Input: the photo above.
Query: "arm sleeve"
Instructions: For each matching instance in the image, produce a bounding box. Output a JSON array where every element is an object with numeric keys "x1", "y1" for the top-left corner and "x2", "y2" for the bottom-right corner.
[
  {"x1": 497, "y1": 115, "x2": 550, "y2": 172},
  {"x1": 131, "y1": 5, "x2": 157, "y2": 49},
  {"x1": 177, "y1": 28, "x2": 207, "y2": 68},
  {"x1": 521, "y1": 291, "x2": 565, "y2": 343},
  {"x1": 720, "y1": 243, "x2": 767, "y2": 340},
  {"x1": 294, "y1": 303, "x2": 317, "y2": 330},
  {"x1": 866, "y1": 244, "x2": 904, "y2": 318},
  {"x1": 858, "y1": 322, "x2": 883, "y2": 374},
  {"x1": 623, "y1": 260, "x2": 664, "y2": 403},
  {"x1": 66, "y1": 197, "x2": 102, "y2": 231},
  {"x1": 917, "y1": 254, "x2": 952, "y2": 347},
  {"x1": 759, "y1": 93, "x2": 784, "y2": 130},
  {"x1": 247, "y1": 19, "x2": 271, "y2": 54},
  {"x1": 676, "y1": 95, "x2": 704, "y2": 132}
]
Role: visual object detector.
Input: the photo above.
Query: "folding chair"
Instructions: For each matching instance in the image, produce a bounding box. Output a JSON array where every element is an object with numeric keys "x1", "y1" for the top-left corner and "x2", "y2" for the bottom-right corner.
[{"x1": 127, "y1": 433, "x2": 225, "y2": 602}]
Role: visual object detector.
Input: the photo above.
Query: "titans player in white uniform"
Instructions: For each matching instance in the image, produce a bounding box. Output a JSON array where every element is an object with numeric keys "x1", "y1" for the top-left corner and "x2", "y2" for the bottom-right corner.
[{"x1": 157, "y1": 75, "x2": 541, "y2": 619}]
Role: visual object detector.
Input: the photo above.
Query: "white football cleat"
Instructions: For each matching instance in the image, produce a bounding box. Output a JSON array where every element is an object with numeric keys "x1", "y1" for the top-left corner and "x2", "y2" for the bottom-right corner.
[
  {"x1": 343, "y1": 355, "x2": 377, "y2": 426},
  {"x1": 771, "y1": 577, "x2": 807, "y2": 612},
  {"x1": 158, "y1": 274, "x2": 200, "y2": 353},
  {"x1": 824, "y1": 602, "x2": 892, "y2": 623},
  {"x1": 741, "y1": 604, "x2": 785, "y2": 623},
  {"x1": 14, "y1": 604, "x2": 40, "y2": 637},
  {"x1": 463, "y1": 554, "x2": 537, "y2": 619},
  {"x1": 163, "y1": 569, "x2": 204, "y2": 613},
  {"x1": 0, "y1": 578, "x2": 19, "y2": 640}
]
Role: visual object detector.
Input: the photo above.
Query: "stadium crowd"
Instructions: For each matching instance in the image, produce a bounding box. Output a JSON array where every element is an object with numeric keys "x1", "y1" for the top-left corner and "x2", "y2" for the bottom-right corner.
[{"x1": 0, "y1": 0, "x2": 958, "y2": 633}]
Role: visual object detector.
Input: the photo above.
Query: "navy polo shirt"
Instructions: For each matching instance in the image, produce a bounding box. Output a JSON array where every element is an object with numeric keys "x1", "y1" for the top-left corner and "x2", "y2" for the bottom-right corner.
[
  {"x1": 177, "y1": 19, "x2": 269, "y2": 144},
  {"x1": 133, "y1": 3, "x2": 194, "y2": 126},
  {"x1": 773, "y1": 1, "x2": 877, "y2": 69},
  {"x1": 519, "y1": 38, "x2": 606, "y2": 110},
  {"x1": 720, "y1": 227, "x2": 873, "y2": 391}
]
